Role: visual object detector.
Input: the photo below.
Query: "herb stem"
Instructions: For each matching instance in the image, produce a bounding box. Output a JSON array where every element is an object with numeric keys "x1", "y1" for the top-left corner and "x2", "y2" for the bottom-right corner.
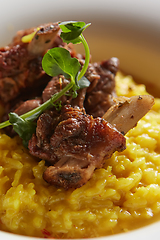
[
  {"x1": 0, "y1": 119, "x2": 10, "y2": 129},
  {"x1": 78, "y1": 34, "x2": 90, "y2": 81},
  {"x1": 23, "y1": 78, "x2": 74, "y2": 118}
]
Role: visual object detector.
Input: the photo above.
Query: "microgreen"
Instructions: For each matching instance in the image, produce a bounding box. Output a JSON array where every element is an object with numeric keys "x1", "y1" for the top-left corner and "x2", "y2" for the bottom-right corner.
[
  {"x1": 0, "y1": 21, "x2": 91, "y2": 147},
  {"x1": 59, "y1": 21, "x2": 91, "y2": 81},
  {"x1": 42, "y1": 47, "x2": 81, "y2": 80},
  {"x1": 59, "y1": 21, "x2": 91, "y2": 44},
  {"x1": 9, "y1": 113, "x2": 37, "y2": 148}
]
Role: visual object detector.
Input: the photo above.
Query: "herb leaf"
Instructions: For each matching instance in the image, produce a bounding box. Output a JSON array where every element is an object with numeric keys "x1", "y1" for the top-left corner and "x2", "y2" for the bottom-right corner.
[
  {"x1": 59, "y1": 21, "x2": 86, "y2": 32},
  {"x1": 42, "y1": 47, "x2": 81, "y2": 80},
  {"x1": 59, "y1": 21, "x2": 91, "y2": 44},
  {"x1": 9, "y1": 113, "x2": 36, "y2": 148}
]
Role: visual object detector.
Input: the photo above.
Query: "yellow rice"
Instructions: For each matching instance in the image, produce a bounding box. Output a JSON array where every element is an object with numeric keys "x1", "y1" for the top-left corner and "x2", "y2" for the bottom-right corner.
[{"x1": 0, "y1": 72, "x2": 160, "y2": 238}]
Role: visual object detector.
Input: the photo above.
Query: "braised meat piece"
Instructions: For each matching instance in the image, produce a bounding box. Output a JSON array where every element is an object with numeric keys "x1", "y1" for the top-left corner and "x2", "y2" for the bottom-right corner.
[
  {"x1": 28, "y1": 105, "x2": 126, "y2": 189},
  {"x1": 41, "y1": 57, "x2": 118, "y2": 112},
  {"x1": 0, "y1": 56, "x2": 44, "y2": 103},
  {"x1": 41, "y1": 57, "x2": 100, "y2": 109},
  {"x1": 2, "y1": 98, "x2": 43, "y2": 138},
  {"x1": 0, "y1": 22, "x2": 75, "y2": 104},
  {"x1": 0, "y1": 23, "x2": 60, "y2": 79},
  {"x1": 84, "y1": 57, "x2": 119, "y2": 117}
]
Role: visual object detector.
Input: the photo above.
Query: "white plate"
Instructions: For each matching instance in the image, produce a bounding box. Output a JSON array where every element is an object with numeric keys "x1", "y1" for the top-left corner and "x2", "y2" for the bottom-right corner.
[{"x1": 1, "y1": 0, "x2": 160, "y2": 239}]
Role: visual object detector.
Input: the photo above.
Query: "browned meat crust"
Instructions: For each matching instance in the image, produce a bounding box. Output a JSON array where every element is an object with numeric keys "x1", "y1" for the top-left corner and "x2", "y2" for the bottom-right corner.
[{"x1": 28, "y1": 105, "x2": 126, "y2": 189}]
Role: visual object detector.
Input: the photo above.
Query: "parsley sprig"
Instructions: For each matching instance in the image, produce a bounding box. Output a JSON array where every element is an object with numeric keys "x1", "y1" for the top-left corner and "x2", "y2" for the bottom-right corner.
[{"x1": 0, "y1": 21, "x2": 91, "y2": 147}]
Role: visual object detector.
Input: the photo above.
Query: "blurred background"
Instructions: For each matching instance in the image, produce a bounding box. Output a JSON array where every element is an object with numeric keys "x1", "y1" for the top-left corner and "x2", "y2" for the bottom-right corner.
[{"x1": 1, "y1": 0, "x2": 160, "y2": 96}]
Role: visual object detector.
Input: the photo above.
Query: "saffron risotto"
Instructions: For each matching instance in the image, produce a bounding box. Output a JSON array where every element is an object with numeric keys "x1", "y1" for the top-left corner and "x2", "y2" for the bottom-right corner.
[{"x1": 0, "y1": 72, "x2": 160, "y2": 238}]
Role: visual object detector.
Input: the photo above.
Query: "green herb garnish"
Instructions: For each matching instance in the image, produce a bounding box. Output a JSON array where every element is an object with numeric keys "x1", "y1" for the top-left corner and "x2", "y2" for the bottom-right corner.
[{"x1": 0, "y1": 21, "x2": 91, "y2": 147}]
